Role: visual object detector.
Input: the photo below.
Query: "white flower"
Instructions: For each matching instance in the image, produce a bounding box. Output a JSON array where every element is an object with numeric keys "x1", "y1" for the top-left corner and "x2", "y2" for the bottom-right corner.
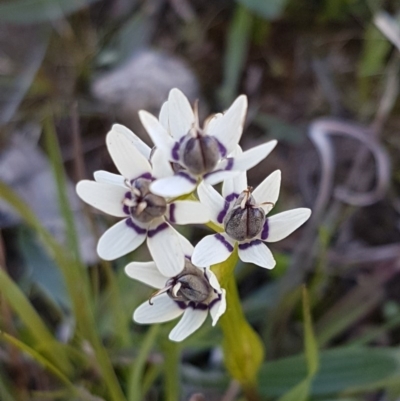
[
  {"x1": 138, "y1": 88, "x2": 277, "y2": 197},
  {"x1": 191, "y1": 170, "x2": 311, "y2": 269},
  {"x1": 76, "y1": 124, "x2": 209, "y2": 276},
  {"x1": 125, "y1": 235, "x2": 226, "y2": 342}
]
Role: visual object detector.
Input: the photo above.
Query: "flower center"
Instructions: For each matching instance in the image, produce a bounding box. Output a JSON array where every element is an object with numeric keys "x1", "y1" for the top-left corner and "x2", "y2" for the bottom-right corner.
[
  {"x1": 181, "y1": 129, "x2": 220, "y2": 175},
  {"x1": 224, "y1": 187, "x2": 265, "y2": 241},
  {"x1": 124, "y1": 178, "x2": 167, "y2": 223},
  {"x1": 149, "y1": 260, "x2": 213, "y2": 305}
]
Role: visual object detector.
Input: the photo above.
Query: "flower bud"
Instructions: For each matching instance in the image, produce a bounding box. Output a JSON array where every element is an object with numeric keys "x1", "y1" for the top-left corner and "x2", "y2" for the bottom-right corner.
[
  {"x1": 167, "y1": 260, "x2": 212, "y2": 304},
  {"x1": 224, "y1": 191, "x2": 265, "y2": 241},
  {"x1": 182, "y1": 134, "x2": 220, "y2": 175},
  {"x1": 129, "y1": 178, "x2": 167, "y2": 223}
]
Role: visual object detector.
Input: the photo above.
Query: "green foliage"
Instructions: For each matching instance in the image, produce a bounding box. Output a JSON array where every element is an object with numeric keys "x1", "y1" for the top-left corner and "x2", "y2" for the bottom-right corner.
[
  {"x1": 0, "y1": 0, "x2": 101, "y2": 24},
  {"x1": 218, "y1": 4, "x2": 253, "y2": 107},
  {"x1": 275, "y1": 287, "x2": 319, "y2": 401},
  {"x1": 260, "y1": 347, "x2": 400, "y2": 397},
  {"x1": 236, "y1": 0, "x2": 288, "y2": 20}
]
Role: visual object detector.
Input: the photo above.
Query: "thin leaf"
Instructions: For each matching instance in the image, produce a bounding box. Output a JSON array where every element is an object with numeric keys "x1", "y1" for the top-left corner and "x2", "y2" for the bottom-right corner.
[
  {"x1": 0, "y1": 0, "x2": 101, "y2": 24},
  {"x1": 236, "y1": 0, "x2": 288, "y2": 20},
  {"x1": 0, "y1": 268, "x2": 72, "y2": 374},
  {"x1": 0, "y1": 332, "x2": 101, "y2": 401},
  {"x1": 259, "y1": 347, "x2": 400, "y2": 397},
  {"x1": 276, "y1": 287, "x2": 319, "y2": 401},
  {"x1": 218, "y1": 4, "x2": 253, "y2": 107}
]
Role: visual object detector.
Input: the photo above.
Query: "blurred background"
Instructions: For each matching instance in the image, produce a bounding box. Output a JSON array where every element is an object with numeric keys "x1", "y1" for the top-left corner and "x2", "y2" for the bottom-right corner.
[{"x1": 1, "y1": 0, "x2": 400, "y2": 400}]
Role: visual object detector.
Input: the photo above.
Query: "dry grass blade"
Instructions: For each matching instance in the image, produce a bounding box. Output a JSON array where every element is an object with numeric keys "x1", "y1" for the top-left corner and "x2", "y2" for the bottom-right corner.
[{"x1": 309, "y1": 118, "x2": 390, "y2": 210}]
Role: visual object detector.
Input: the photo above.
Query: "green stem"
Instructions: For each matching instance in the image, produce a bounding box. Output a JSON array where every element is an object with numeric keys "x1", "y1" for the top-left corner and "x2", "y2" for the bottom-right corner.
[
  {"x1": 163, "y1": 341, "x2": 181, "y2": 401},
  {"x1": 212, "y1": 251, "x2": 264, "y2": 400},
  {"x1": 128, "y1": 324, "x2": 160, "y2": 401}
]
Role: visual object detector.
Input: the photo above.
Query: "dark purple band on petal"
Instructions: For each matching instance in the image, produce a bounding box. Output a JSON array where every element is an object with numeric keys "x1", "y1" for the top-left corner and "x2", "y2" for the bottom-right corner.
[
  {"x1": 169, "y1": 203, "x2": 176, "y2": 223},
  {"x1": 215, "y1": 139, "x2": 227, "y2": 158},
  {"x1": 217, "y1": 201, "x2": 230, "y2": 224},
  {"x1": 171, "y1": 141, "x2": 180, "y2": 161},
  {"x1": 148, "y1": 222, "x2": 168, "y2": 238},
  {"x1": 215, "y1": 233, "x2": 234, "y2": 252},
  {"x1": 177, "y1": 171, "x2": 197, "y2": 184},
  {"x1": 217, "y1": 193, "x2": 238, "y2": 224},
  {"x1": 123, "y1": 205, "x2": 130, "y2": 215},
  {"x1": 208, "y1": 293, "x2": 222, "y2": 310},
  {"x1": 238, "y1": 240, "x2": 262, "y2": 250},
  {"x1": 226, "y1": 193, "x2": 239, "y2": 202},
  {"x1": 125, "y1": 191, "x2": 132, "y2": 199},
  {"x1": 174, "y1": 299, "x2": 217, "y2": 311},
  {"x1": 125, "y1": 218, "x2": 147, "y2": 234},
  {"x1": 225, "y1": 157, "x2": 234, "y2": 171},
  {"x1": 260, "y1": 220, "x2": 269, "y2": 240},
  {"x1": 203, "y1": 157, "x2": 235, "y2": 179},
  {"x1": 130, "y1": 172, "x2": 153, "y2": 184}
]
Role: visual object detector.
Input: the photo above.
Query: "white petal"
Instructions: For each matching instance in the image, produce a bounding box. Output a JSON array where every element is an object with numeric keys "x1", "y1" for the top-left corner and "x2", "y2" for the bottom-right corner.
[
  {"x1": 205, "y1": 269, "x2": 221, "y2": 292},
  {"x1": 232, "y1": 141, "x2": 277, "y2": 172},
  {"x1": 134, "y1": 293, "x2": 183, "y2": 324},
  {"x1": 252, "y1": 170, "x2": 281, "y2": 213},
  {"x1": 150, "y1": 148, "x2": 174, "y2": 179},
  {"x1": 210, "y1": 289, "x2": 226, "y2": 326},
  {"x1": 125, "y1": 261, "x2": 167, "y2": 289},
  {"x1": 168, "y1": 200, "x2": 209, "y2": 225},
  {"x1": 76, "y1": 180, "x2": 126, "y2": 217},
  {"x1": 266, "y1": 208, "x2": 312, "y2": 243},
  {"x1": 150, "y1": 174, "x2": 197, "y2": 197},
  {"x1": 169, "y1": 308, "x2": 208, "y2": 342},
  {"x1": 146, "y1": 220, "x2": 184, "y2": 276},
  {"x1": 176, "y1": 231, "x2": 194, "y2": 257},
  {"x1": 192, "y1": 233, "x2": 235, "y2": 267},
  {"x1": 93, "y1": 170, "x2": 126, "y2": 187},
  {"x1": 97, "y1": 219, "x2": 147, "y2": 260},
  {"x1": 168, "y1": 88, "x2": 194, "y2": 139},
  {"x1": 159, "y1": 101, "x2": 169, "y2": 131},
  {"x1": 112, "y1": 124, "x2": 151, "y2": 159},
  {"x1": 238, "y1": 241, "x2": 276, "y2": 269},
  {"x1": 106, "y1": 127, "x2": 151, "y2": 179},
  {"x1": 203, "y1": 168, "x2": 241, "y2": 186},
  {"x1": 207, "y1": 95, "x2": 248, "y2": 156},
  {"x1": 138, "y1": 110, "x2": 175, "y2": 157},
  {"x1": 197, "y1": 182, "x2": 225, "y2": 225},
  {"x1": 222, "y1": 172, "x2": 247, "y2": 199}
]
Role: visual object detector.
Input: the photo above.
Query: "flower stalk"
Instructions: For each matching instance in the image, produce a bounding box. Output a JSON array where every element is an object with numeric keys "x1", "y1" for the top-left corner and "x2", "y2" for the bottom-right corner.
[{"x1": 212, "y1": 251, "x2": 264, "y2": 400}]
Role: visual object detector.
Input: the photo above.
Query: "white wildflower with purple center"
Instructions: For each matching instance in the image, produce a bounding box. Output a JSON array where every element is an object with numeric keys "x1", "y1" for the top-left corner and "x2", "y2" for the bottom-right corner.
[
  {"x1": 191, "y1": 170, "x2": 312, "y2": 269},
  {"x1": 76, "y1": 124, "x2": 209, "y2": 276},
  {"x1": 138, "y1": 88, "x2": 277, "y2": 197},
  {"x1": 125, "y1": 236, "x2": 226, "y2": 342}
]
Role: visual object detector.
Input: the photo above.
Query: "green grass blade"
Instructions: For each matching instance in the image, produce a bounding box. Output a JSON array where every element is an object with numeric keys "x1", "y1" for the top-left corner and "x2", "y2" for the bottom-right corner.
[
  {"x1": 0, "y1": 182, "x2": 126, "y2": 401},
  {"x1": 0, "y1": 268, "x2": 72, "y2": 373},
  {"x1": 218, "y1": 4, "x2": 253, "y2": 107},
  {"x1": 0, "y1": 0, "x2": 101, "y2": 24},
  {"x1": 128, "y1": 324, "x2": 160, "y2": 401},
  {"x1": 0, "y1": 331, "x2": 101, "y2": 401},
  {"x1": 276, "y1": 286, "x2": 319, "y2": 401}
]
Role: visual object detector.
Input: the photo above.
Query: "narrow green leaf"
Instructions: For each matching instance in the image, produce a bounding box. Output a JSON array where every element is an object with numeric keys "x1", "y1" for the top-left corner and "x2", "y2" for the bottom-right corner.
[
  {"x1": 0, "y1": 332, "x2": 100, "y2": 401},
  {"x1": 0, "y1": 183, "x2": 126, "y2": 401},
  {"x1": 0, "y1": 0, "x2": 101, "y2": 24},
  {"x1": 236, "y1": 0, "x2": 288, "y2": 20},
  {"x1": 128, "y1": 325, "x2": 160, "y2": 401},
  {"x1": 0, "y1": 268, "x2": 72, "y2": 374},
  {"x1": 259, "y1": 347, "x2": 400, "y2": 397},
  {"x1": 43, "y1": 117, "x2": 81, "y2": 263},
  {"x1": 218, "y1": 4, "x2": 253, "y2": 107},
  {"x1": 276, "y1": 287, "x2": 319, "y2": 401},
  {"x1": 303, "y1": 287, "x2": 319, "y2": 376}
]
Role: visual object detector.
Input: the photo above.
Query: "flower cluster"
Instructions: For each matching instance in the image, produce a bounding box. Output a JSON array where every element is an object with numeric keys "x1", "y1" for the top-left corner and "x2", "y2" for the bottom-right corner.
[{"x1": 76, "y1": 88, "x2": 311, "y2": 341}]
